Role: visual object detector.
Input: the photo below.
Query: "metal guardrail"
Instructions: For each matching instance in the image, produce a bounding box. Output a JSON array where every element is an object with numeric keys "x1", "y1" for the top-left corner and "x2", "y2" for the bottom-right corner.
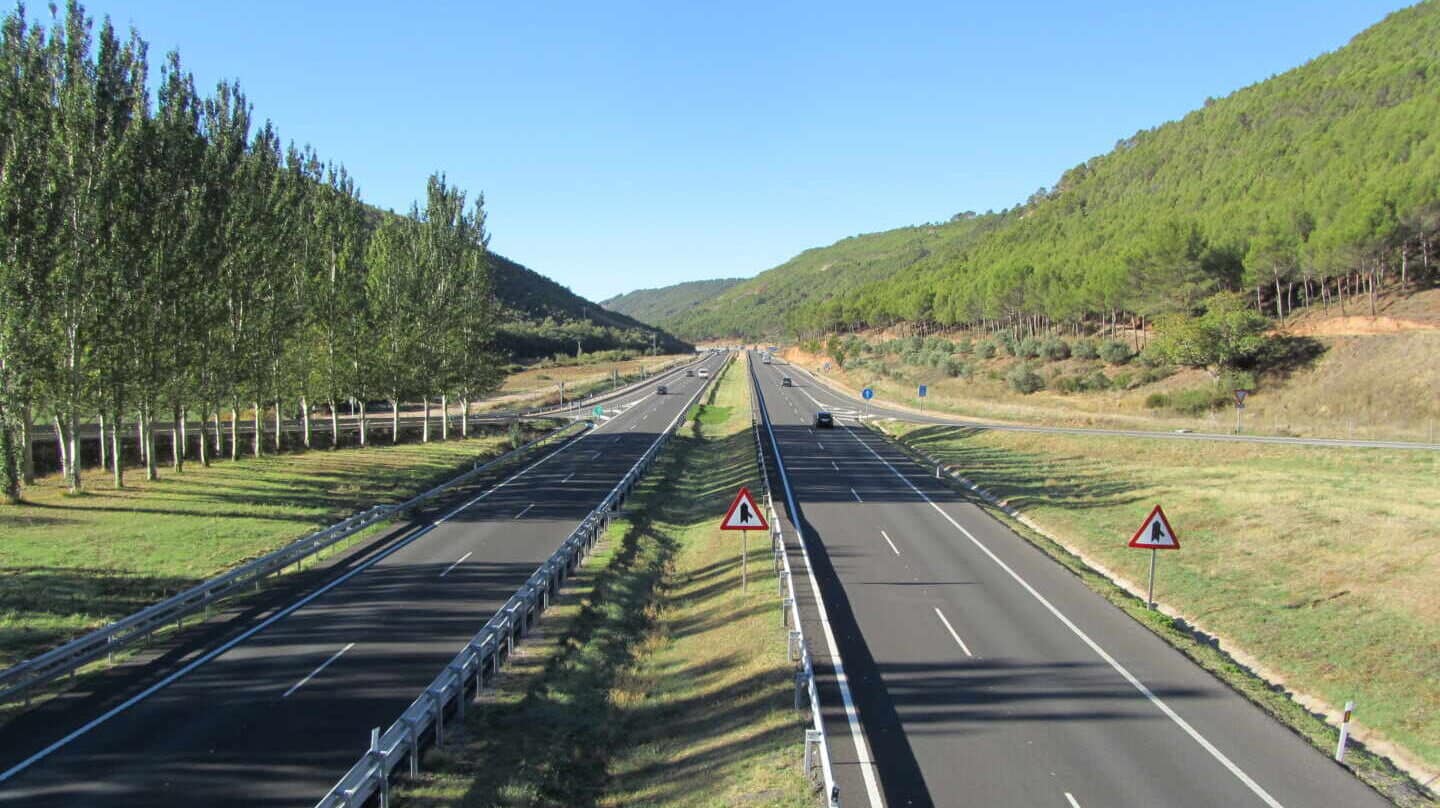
[
  {"x1": 749, "y1": 363, "x2": 841, "y2": 807},
  {"x1": 0, "y1": 422, "x2": 590, "y2": 706},
  {"x1": 314, "y1": 354, "x2": 731, "y2": 808}
]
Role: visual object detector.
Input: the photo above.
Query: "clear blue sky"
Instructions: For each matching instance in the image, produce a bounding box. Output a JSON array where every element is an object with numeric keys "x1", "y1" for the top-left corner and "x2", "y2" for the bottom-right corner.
[{"x1": 76, "y1": 0, "x2": 1409, "y2": 301}]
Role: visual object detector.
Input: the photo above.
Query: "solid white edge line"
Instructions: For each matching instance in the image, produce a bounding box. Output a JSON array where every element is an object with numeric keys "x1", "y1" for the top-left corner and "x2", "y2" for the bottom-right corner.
[
  {"x1": 0, "y1": 359, "x2": 736, "y2": 785},
  {"x1": 850, "y1": 487, "x2": 863, "y2": 503},
  {"x1": 1065, "y1": 792, "x2": 1082, "y2": 808},
  {"x1": 282, "y1": 642, "x2": 355, "y2": 699},
  {"x1": 755, "y1": 363, "x2": 885, "y2": 808},
  {"x1": 880, "y1": 530, "x2": 900, "y2": 556},
  {"x1": 841, "y1": 426, "x2": 1286, "y2": 808},
  {"x1": 933, "y1": 607, "x2": 973, "y2": 657},
  {"x1": 513, "y1": 503, "x2": 535, "y2": 520},
  {"x1": 439, "y1": 551, "x2": 473, "y2": 578}
]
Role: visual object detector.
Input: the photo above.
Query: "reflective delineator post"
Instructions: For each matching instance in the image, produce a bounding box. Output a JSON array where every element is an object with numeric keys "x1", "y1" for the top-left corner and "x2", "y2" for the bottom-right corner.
[{"x1": 1335, "y1": 701, "x2": 1355, "y2": 762}]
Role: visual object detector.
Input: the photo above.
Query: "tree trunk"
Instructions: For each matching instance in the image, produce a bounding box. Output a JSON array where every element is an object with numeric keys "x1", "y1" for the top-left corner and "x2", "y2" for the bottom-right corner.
[
  {"x1": 441, "y1": 395, "x2": 449, "y2": 441},
  {"x1": 328, "y1": 398, "x2": 339, "y2": 449},
  {"x1": 144, "y1": 405, "x2": 158, "y2": 482},
  {"x1": 111, "y1": 411, "x2": 123, "y2": 489},
  {"x1": 1401, "y1": 248, "x2": 1408, "y2": 290},
  {"x1": 212, "y1": 408, "x2": 223, "y2": 459},
  {"x1": 66, "y1": 408, "x2": 81, "y2": 492},
  {"x1": 460, "y1": 398, "x2": 469, "y2": 438},
  {"x1": 20, "y1": 404, "x2": 35, "y2": 485},
  {"x1": 197, "y1": 405, "x2": 209, "y2": 468},
  {"x1": 137, "y1": 417, "x2": 147, "y2": 467},
  {"x1": 422, "y1": 398, "x2": 431, "y2": 443},
  {"x1": 301, "y1": 396, "x2": 311, "y2": 449},
  {"x1": 172, "y1": 405, "x2": 183, "y2": 472},
  {"x1": 253, "y1": 401, "x2": 263, "y2": 458},
  {"x1": 358, "y1": 400, "x2": 368, "y2": 447},
  {"x1": 230, "y1": 404, "x2": 240, "y2": 461},
  {"x1": 98, "y1": 413, "x2": 108, "y2": 473},
  {"x1": 0, "y1": 411, "x2": 18, "y2": 503},
  {"x1": 273, "y1": 398, "x2": 282, "y2": 454},
  {"x1": 1368, "y1": 268, "x2": 1377, "y2": 317},
  {"x1": 53, "y1": 416, "x2": 69, "y2": 485},
  {"x1": 391, "y1": 400, "x2": 400, "y2": 444}
]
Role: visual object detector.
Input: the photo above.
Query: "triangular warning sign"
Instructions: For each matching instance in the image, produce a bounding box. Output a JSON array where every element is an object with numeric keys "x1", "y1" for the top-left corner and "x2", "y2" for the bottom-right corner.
[
  {"x1": 1128, "y1": 504, "x2": 1180, "y2": 550},
  {"x1": 721, "y1": 486, "x2": 769, "y2": 531}
]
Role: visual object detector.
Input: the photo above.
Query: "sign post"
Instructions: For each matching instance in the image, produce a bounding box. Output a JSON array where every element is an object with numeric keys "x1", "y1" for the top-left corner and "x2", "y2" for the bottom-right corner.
[
  {"x1": 918, "y1": 384, "x2": 927, "y2": 411},
  {"x1": 1233, "y1": 389, "x2": 1249, "y2": 434},
  {"x1": 721, "y1": 486, "x2": 769, "y2": 591},
  {"x1": 1127, "y1": 504, "x2": 1180, "y2": 608}
]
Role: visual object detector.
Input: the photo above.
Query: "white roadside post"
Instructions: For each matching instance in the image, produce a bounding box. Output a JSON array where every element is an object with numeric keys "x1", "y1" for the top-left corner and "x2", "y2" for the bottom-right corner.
[
  {"x1": 1127, "y1": 504, "x2": 1180, "y2": 609},
  {"x1": 1335, "y1": 701, "x2": 1355, "y2": 762}
]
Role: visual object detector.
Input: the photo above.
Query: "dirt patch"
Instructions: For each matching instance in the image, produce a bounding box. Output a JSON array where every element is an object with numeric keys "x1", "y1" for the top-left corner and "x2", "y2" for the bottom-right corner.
[{"x1": 1284, "y1": 315, "x2": 1440, "y2": 337}]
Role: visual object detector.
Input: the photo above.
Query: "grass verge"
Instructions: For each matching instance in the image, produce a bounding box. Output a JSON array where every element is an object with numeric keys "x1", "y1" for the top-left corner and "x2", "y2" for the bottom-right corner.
[
  {"x1": 0, "y1": 432, "x2": 519, "y2": 671},
  {"x1": 880, "y1": 421, "x2": 1438, "y2": 804},
  {"x1": 399, "y1": 355, "x2": 812, "y2": 808}
]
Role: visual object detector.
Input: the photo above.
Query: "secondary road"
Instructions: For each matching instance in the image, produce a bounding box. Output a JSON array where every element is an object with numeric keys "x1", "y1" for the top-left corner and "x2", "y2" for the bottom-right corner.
[
  {"x1": 774, "y1": 359, "x2": 1439, "y2": 451},
  {"x1": 750, "y1": 354, "x2": 1388, "y2": 808},
  {"x1": 0, "y1": 353, "x2": 728, "y2": 807}
]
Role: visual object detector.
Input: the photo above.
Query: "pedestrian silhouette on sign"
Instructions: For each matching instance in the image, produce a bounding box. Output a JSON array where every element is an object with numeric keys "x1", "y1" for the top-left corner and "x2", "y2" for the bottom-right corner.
[
  {"x1": 1151, "y1": 521, "x2": 1164, "y2": 543},
  {"x1": 739, "y1": 501, "x2": 751, "y2": 525}
]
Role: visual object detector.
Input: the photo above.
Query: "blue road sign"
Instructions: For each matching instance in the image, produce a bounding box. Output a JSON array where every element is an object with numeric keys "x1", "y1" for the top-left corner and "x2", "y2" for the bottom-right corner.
[
  {"x1": 862, "y1": 388, "x2": 874, "y2": 400},
  {"x1": 918, "y1": 384, "x2": 927, "y2": 398}
]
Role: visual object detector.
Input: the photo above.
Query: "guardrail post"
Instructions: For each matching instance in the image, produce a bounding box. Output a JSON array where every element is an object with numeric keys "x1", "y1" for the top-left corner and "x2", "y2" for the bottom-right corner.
[
  {"x1": 782, "y1": 597, "x2": 794, "y2": 627},
  {"x1": 449, "y1": 666, "x2": 466, "y2": 719},
  {"x1": 403, "y1": 718, "x2": 419, "y2": 777},
  {"x1": 368, "y1": 726, "x2": 391, "y2": 808},
  {"x1": 804, "y1": 728, "x2": 820, "y2": 774},
  {"x1": 788, "y1": 629, "x2": 801, "y2": 661}
]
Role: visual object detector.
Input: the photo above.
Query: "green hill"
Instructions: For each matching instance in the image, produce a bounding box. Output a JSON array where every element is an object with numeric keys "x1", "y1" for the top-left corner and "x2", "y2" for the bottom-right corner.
[
  {"x1": 489, "y1": 253, "x2": 692, "y2": 359},
  {"x1": 600, "y1": 278, "x2": 746, "y2": 327},
  {"x1": 673, "y1": 1, "x2": 1440, "y2": 340}
]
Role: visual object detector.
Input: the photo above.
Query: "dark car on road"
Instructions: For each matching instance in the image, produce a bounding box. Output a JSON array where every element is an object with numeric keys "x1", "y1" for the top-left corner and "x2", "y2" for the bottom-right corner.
[
  {"x1": 656, "y1": 384, "x2": 668, "y2": 395},
  {"x1": 782, "y1": 376, "x2": 793, "y2": 387},
  {"x1": 814, "y1": 411, "x2": 834, "y2": 428}
]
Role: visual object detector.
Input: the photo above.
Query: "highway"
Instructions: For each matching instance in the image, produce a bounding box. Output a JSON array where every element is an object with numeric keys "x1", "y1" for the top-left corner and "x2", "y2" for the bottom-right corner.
[
  {"x1": 0, "y1": 352, "x2": 728, "y2": 807},
  {"x1": 750, "y1": 354, "x2": 1388, "y2": 808},
  {"x1": 777, "y1": 360, "x2": 1439, "y2": 452}
]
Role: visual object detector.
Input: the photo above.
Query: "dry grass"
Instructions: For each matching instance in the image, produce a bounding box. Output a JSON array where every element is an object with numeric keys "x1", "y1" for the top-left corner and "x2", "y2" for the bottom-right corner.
[
  {"x1": 888, "y1": 421, "x2": 1440, "y2": 776},
  {"x1": 497, "y1": 354, "x2": 692, "y2": 395}
]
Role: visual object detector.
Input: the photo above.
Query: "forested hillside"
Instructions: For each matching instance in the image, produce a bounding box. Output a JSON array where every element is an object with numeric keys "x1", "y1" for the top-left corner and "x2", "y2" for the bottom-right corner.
[
  {"x1": 677, "y1": 1, "x2": 1440, "y2": 340},
  {"x1": 600, "y1": 277, "x2": 744, "y2": 327},
  {"x1": 490, "y1": 253, "x2": 690, "y2": 359}
]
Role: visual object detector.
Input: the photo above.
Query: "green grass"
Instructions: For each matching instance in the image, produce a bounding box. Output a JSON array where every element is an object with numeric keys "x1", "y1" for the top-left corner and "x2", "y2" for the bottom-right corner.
[
  {"x1": 400, "y1": 355, "x2": 812, "y2": 808},
  {"x1": 0, "y1": 433, "x2": 515, "y2": 671},
  {"x1": 883, "y1": 421, "x2": 1439, "y2": 800}
]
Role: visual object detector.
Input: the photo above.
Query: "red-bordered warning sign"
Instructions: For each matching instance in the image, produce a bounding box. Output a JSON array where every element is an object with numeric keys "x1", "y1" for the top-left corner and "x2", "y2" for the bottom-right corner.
[
  {"x1": 1128, "y1": 504, "x2": 1180, "y2": 550},
  {"x1": 721, "y1": 486, "x2": 769, "y2": 531}
]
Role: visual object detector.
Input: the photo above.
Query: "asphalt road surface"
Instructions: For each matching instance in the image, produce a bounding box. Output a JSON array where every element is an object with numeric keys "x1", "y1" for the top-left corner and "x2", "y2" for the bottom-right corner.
[
  {"x1": 774, "y1": 359, "x2": 1438, "y2": 452},
  {"x1": 0, "y1": 353, "x2": 728, "y2": 807},
  {"x1": 750, "y1": 354, "x2": 1389, "y2": 808}
]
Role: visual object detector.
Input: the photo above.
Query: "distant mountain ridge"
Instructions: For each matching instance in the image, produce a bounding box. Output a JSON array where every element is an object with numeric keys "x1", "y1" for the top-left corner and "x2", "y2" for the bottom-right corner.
[{"x1": 600, "y1": 278, "x2": 745, "y2": 327}]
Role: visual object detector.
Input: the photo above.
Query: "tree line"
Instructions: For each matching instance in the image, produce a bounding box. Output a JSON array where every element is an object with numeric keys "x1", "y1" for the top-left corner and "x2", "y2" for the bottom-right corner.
[{"x1": 0, "y1": 2, "x2": 501, "y2": 502}]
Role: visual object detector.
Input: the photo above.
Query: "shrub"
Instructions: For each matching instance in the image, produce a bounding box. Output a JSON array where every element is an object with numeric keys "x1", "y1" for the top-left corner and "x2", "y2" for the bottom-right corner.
[
  {"x1": 1072, "y1": 339, "x2": 1099, "y2": 360},
  {"x1": 1006, "y1": 363, "x2": 1045, "y2": 394},
  {"x1": 998, "y1": 333, "x2": 1019, "y2": 356},
  {"x1": 1139, "y1": 365, "x2": 1174, "y2": 385},
  {"x1": 1051, "y1": 375, "x2": 1082, "y2": 394},
  {"x1": 1113, "y1": 371, "x2": 1134, "y2": 389},
  {"x1": 1170, "y1": 386, "x2": 1231, "y2": 416},
  {"x1": 1080, "y1": 370, "x2": 1112, "y2": 391},
  {"x1": 1040, "y1": 338, "x2": 1071, "y2": 361},
  {"x1": 956, "y1": 338, "x2": 974, "y2": 355},
  {"x1": 1145, "y1": 392, "x2": 1171, "y2": 409},
  {"x1": 1099, "y1": 340, "x2": 1134, "y2": 364},
  {"x1": 903, "y1": 350, "x2": 924, "y2": 366},
  {"x1": 1017, "y1": 337, "x2": 1042, "y2": 358},
  {"x1": 975, "y1": 341, "x2": 998, "y2": 359},
  {"x1": 943, "y1": 358, "x2": 970, "y2": 378}
]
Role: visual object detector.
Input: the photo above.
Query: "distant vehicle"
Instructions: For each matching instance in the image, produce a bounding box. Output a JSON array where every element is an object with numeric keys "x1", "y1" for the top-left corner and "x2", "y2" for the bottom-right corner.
[
  {"x1": 782, "y1": 376, "x2": 792, "y2": 387},
  {"x1": 762, "y1": 355, "x2": 771, "y2": 364},
  {"x1": 814, "y1": 411, "x2": 834, "y2": 429},
  {"x1": 698, "y1": 368, "x2": 710, "y2": 378},
  {"x1": 656, "y1": 384, "x2": 668, "y2": 395},
  {"x1": 686, "y1": 369, "x2": 695, "y2": 377}
]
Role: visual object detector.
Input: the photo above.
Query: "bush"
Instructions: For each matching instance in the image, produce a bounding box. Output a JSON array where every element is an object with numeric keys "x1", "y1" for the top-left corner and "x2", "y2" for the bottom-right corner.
[
  {"x1": 1006, "y1": 363, "x2": 1045, "y2": 394},
  {"x1": 1099, "y1": 340, "x2": 1134, "y2": 364},
  {"x1": 1072, "y1": 339, "x2": 1099, "y2": 360},
  {"x1": 943, "y1": 358, "x2": 971, "y2": 378},
  {"x1": 1144, "y1": 392, "x2": 1171, "y2": 409},
  {"x1": 975, "y1": 341, "x2": 998, "y2": 359},
  {"x1": 1017, "y1": 337, "x2": 1042, "y2": 358},
  {"x1": 1170, "y1": 386, "x2": 1231, "y2": 416},
  {"x1": 903, "y1": 350, "x2": 924, "y2": 366},
  {"x1": 1052, "y1": 375, "x2": 1082, "y2": 394},
  {"x1": 1113, "y1": 371, "x2": 1134, "y2": 389},
  {"x1": 956, "y1": 338, "x2": 974, "y2": 355},
  {"x1": 998, "y1": 333, "x2": 1019, "y2": 356},
  {"x1": 1080, "y1": 370, "x2": 1112, "y2": 391},
  {"x1": 1139, "y1": 365, "x2": 1174, "y2": 385},
  {"x1": 1040, "y1": 338, "x2": 1071, "y2": 361}
]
